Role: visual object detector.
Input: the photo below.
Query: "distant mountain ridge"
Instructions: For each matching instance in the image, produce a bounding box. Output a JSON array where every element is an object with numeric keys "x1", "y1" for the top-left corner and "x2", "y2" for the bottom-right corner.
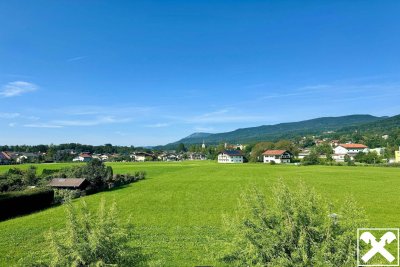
[{"x1": 163, "y1": 114, "x2": 389, "y2": 148}]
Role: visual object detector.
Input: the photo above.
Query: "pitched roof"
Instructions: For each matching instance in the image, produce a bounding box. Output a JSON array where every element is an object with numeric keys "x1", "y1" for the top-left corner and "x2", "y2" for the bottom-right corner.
[
  {"x1": 262, "y1": 150, "x2": 288, "y2": 156},
  {"x1": 48, "y1": 178, "x2": 88, "y2": 188},
  {"x1": 339, "y1": 144, "x2": 368, "y2": 149},
  {"x1": 221, "y1": 150, "x2": 243, "y2": 156},
  {"x1": 0, "y1": 152, "x2": 11, "y2": 160}
]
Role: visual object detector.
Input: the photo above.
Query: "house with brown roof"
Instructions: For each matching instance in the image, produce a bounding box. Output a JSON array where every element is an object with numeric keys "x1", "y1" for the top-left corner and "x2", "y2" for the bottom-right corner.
[
  {"x1": 333, "y1": 143, "x2": 369, "y2": 162},
  {"x1": 72, "y1": 153, "x2": 92, "y2": 162},
  {"x1": 262, "y1": 150, "x2": 293, "y2": 164},
  {"x1": 48, "y1": 178, "x2": 90, "y2": 190}
]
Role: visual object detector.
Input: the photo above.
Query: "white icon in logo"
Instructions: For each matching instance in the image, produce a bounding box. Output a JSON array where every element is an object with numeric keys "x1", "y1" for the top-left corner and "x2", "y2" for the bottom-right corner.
[
  {"x1": 360, "y1": 231, "x2": 397, "y2": 263},
  {"x1": 357, "y1": 228, "x2": 400, "y2": 266}
]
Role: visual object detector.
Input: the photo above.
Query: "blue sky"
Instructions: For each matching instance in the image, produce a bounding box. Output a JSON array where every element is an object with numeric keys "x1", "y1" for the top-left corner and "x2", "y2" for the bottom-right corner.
[{"x1": 1, "y1": 1, "x2": 400, "y2": 146}]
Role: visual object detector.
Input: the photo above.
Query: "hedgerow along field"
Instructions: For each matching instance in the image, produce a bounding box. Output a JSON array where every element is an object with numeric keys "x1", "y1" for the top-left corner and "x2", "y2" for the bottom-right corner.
[{"x1": 0, "y1": 161, "x2": 399, "y2": 266}]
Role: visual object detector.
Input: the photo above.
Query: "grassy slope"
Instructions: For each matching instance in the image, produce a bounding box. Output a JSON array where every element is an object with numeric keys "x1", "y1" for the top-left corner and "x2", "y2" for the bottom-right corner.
[{"x1": 0, "y1": 161, "x2": 399, "y2": 266}]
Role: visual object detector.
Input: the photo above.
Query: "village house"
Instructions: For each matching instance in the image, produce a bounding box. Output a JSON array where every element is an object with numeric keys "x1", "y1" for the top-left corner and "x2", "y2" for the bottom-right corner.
[
  {"x1": 333, "y1": 143, "x2": 369, "y2": 162},
  {"x1": 187, "y1": 152, "x2": 207, "y2": 160},
  {"x1": 92, "y1": 154, "x2": 109, "y2": 161},
  {"x1": 217, "y1": 150, "x2": 244, "y2": 163},
  {"x1": 162, "y1": 153, "x2": 180, "y2": 161},
  {"x1": 48, "y1": 178, "x2": 90, "y2": 190},
  {"x1": 330, "y1": 140, "x2": 340, "y2": 147},
  {"x1": 15, "y1": 152, "x2": 40, "y2": 164},
  {"x1": 395, "y1": 147, "x2": 400, "y2": 163},
  {"x1": 0, "y1": 151, "x2": 12, "y2": 164},
  {"x1": 263, "y1": 150, "x2": 293, "y2": 164},
  {"x1": 224, "y1": 143, "x2": 246, "y2": 150},
  {"x1": 297, "y1": 149, "x2": 310, "y2": 160},
  {"x1": 369, "y1": 147, "x2": 385, "y2": 156},
  {"x1": 130, "y1": 152, "x2": 154, "y2": 162},
  {"x1": 72, "y1": 153, "x2": 92, "y2": 162},
  {"x1": 315, "y1": 140, "x2": 325, "y2": 146}
]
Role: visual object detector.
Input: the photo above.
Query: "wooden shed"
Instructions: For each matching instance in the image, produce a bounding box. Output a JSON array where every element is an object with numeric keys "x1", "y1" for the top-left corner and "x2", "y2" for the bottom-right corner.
[{"x1": 48, "y1": 178, "x2": 89, "y2": 190}]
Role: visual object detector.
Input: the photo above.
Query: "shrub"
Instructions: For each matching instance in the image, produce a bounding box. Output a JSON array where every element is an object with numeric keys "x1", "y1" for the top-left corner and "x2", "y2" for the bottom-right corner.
[
  {"x1": 53, "y1": 189, "x2": 83, "y2": 204},
  {"x1": 109, "y1": 171, "x2": 146, "y2": 187},
  {"x1": 41, "y1": 169, "x2": 61, "y2": 178},
  {"x1": 29, "y1": 199, "x2": 148, "y2": 266},
  {"x1": 221, "y1": 180, "x2": 367, "y2": 266},
  {"x1": 0, "y1": 188, "x2": 54, "y2": 221}
]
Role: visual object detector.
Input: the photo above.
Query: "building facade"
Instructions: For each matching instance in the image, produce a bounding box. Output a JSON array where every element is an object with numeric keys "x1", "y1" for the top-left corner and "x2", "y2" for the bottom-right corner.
[
  {"x1": 262, "y1": 150, "x2": 292, "y2": 164},
  {"x1": 218, "y1": 150, "x2": 244, "y2": 163},
  {"x1": 333, "y1": 144, "x2": 369, "y2": 162}
]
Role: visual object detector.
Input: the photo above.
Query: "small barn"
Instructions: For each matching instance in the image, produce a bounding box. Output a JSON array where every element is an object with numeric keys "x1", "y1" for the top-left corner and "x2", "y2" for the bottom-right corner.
[{"x1": 48, "y1": 178, "x2": 90, "y2": 190}]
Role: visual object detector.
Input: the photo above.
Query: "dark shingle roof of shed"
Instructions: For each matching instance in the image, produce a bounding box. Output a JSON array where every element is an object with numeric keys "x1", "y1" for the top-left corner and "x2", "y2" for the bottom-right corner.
[{"x1": 48, "y1": 178, "x2": 87, "y2": 187}]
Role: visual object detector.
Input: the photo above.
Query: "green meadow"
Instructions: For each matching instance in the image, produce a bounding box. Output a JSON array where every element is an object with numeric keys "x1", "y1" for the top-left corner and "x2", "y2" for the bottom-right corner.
[{"x1": 0, "y1": 161, "x2": 399, "y2": 266}]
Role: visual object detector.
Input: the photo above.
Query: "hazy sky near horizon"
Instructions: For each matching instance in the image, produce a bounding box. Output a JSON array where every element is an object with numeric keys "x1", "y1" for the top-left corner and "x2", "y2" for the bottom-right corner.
[{"x1": 1, "y1": 1, "x2": 400, "y2": 146}]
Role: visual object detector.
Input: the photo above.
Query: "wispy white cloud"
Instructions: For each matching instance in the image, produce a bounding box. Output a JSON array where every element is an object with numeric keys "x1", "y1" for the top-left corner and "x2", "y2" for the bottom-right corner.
[
  {"x1": 144, "y1": 123, "x2": 169, "y2": 128},
  {"x1": 24, "y1": 123, "x2": 63, "y2": 128},
  {"x1": 0, "y1": 112, "x2": 20, "y2": 119},
  {"x1": 188, "y1": 109, "x2": 266, "y2": 123},
  {"x1": 114, "y1": 131, "x2": 128, "y2": 136},
  {"x1": 261, "y1": 92, "x2": 310, "y2": 99},
  {"x1": 0, "y1": 81, "x2": 38, "y2": 97},
  {"x1": 53, "y1": 116, "x2": 132, "y2": 126},
  {"x1": 0, "y1": 112, "x2": 39, "y2": 122},
  {"x1": 61, "y1": 105, "x2": 154, "y2": 116},
  {"x1": 67, "y1": 56, "x2": 87, "y2": 62},
  {"x1": 8, "y1": 122, "x2": 17, "y2": 127}
]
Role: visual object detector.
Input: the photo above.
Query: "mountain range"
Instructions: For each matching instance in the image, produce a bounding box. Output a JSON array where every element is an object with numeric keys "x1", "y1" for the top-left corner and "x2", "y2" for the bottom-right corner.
[{"x1": 161, "y1": 114, "x2": 399, "y2": 148}]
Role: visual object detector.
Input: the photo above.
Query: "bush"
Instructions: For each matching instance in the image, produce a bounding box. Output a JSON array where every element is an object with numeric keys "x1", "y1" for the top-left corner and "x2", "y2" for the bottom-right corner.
[
  {"x1": 0, "y1": 188, "x2": 54, "y2": 221},
  {"x1": 53, "y1": 189, "x2": 84, "y2": 204},
  {"x1": 41, "y1": 169, "x2": 61, "y2": 178},
  {"x1": 109, "y1": 171, "x2": 146, "y2": 188},
  {"x1": 27, "y1": 199, "x2": 148, "y2": 266},
  {"x1": 221, "y1": 180, "x2": 367, "y2": 266}
]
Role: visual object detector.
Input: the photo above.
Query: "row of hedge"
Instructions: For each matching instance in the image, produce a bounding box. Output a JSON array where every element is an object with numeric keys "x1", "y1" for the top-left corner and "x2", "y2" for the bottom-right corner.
[{"x1": 0, "y1": 188, "x2": 54, "y2": 221}]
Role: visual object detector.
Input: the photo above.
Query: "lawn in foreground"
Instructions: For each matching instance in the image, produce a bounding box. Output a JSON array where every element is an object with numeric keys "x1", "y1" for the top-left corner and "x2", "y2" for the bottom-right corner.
[{"x1": 0, "y1": 161, "x2": 399, "y2": 266}]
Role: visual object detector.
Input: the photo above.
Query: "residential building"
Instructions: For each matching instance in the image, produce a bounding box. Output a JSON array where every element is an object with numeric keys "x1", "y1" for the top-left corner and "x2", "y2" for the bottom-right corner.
[
  {"x1": 130, "y1": 152, "x2": 154, "y2": 162},
  {"x1": 333, "y1": 144, "x2": 369, "y2": 162},
  {"x1": 263, "y1": 150, "x2": 293, "y2": 164},
  {"x1": 188, "y1": 152, "x2": 206, "y2": 160},
  {"x1": 330, "y1": 140, "x2": 340, "y2": 147},
  {"x1": 72, "y1": 153, "x2": 92, "y2": 162},
  {"x1": 395, "y1": 147, "x2": 400, "y2": 163},
  {"x1": 218, "y1": 150, "x2": 243, "y2": 163},
  {"x1": 0, "y1": 151, "x2": 11, "y2": 164},
  {"x1": 92, "y1": 154, "x2": 109, "y2": 161},
  {"x1": 224, "y1": 143, "x2": 245, "y2": 150},
  {"x1": 161, "y1": 153, "x2": 180, "y2": 161},
  {"x1": 297, "y1": 149, "x2": 310, "y2": 159},
  {"x1": 369, "y1": 147, "x2": 385, "y2": 156}
]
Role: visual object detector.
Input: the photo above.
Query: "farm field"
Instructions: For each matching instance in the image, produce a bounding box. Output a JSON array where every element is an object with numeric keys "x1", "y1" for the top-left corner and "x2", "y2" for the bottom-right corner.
[{"x1": 0, "y1": 161, "x2": 400, "y2": 266}]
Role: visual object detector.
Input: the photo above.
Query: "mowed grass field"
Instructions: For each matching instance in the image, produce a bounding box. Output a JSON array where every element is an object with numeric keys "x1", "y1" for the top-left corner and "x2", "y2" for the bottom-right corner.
[{"x1": 0, "y1": 161, "x2": 399, "y2": 266}]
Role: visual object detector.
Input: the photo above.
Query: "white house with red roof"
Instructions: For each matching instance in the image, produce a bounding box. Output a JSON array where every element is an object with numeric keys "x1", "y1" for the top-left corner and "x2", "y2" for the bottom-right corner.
[
  {"x1": 218, "y1": 150, "x2": 243, "y2": 163},
  {"x1": 333, "y1": 143, "x2": 369, "y2": 162},
  {"x1": 262, "y1": 150, "x2": 293, "y2": 164}
]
